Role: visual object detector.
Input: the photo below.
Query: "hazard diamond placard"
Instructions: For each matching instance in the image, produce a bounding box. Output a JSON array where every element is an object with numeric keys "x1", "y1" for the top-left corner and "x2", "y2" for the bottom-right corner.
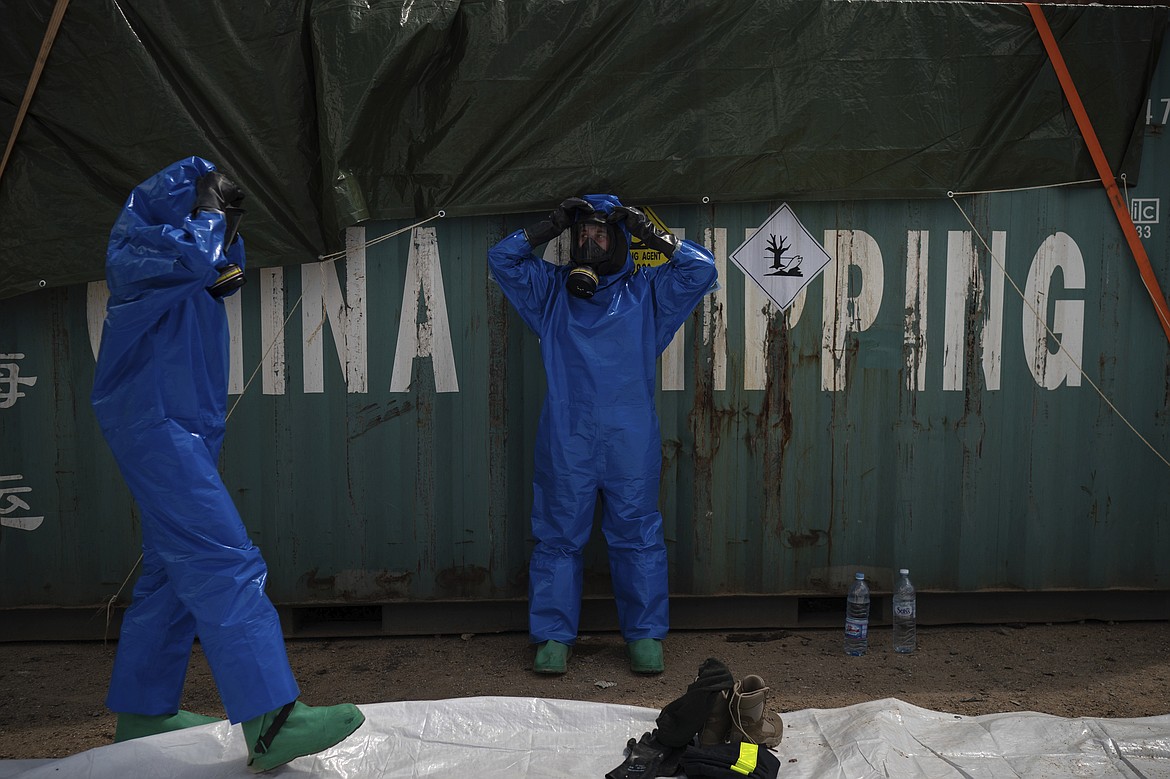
[{"x1": 729, "y1": 203, "x2": 832, "y2": 310}]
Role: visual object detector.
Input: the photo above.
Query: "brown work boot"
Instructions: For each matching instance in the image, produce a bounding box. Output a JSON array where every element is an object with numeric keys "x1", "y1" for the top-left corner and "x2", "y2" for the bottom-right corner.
[{"x1": 727, "y1": 674, "x2": 782, "y2": 748}]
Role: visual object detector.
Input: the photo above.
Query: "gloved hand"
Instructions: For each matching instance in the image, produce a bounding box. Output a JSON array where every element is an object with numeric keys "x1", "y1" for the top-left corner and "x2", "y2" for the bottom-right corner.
[
  {"x1": 655, "y1": 658, "x2": 735, "y2": 748},
  {"x1": 524, "y1": 196, "x2": 594, "y2": 246},
  {"x1": 607, "y1": 205, "x2": 680, "y2": 259},
  {"x1": 193, "y1": 171, "x2": 245, "y2": 215},
  {"x1": 194, "y1": 171, "x2": 247, "y2": 251},
  {"x1": 606, "y1": 731, "x2": 681, "y2": 779}
]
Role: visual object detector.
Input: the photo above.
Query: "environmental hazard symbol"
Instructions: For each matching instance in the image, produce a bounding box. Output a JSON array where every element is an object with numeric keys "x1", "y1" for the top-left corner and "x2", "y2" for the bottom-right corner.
[{"x1": 730, "y1": 203, "x2": 832, "y2": 310}]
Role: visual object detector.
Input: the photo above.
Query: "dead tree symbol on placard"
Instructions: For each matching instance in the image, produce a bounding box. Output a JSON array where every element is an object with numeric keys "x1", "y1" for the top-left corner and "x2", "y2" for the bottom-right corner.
[{"x1": 765, "y1": 234, "x2": 803, "y2": 276}]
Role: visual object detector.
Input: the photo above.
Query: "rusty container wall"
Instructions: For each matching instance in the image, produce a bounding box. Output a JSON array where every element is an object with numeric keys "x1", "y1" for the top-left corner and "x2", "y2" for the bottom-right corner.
[{"x1": 3, "y1": 69, "x2": 1170, "y2": 620}]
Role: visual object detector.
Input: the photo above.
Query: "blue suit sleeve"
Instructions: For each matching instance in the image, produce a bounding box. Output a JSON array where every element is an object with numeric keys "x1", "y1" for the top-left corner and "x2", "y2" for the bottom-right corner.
[
  {"x1": 103, "y1": 210, "x2": 237, "y2": 332},
  {"x1": 650, "y1": 239, "x2": 719, "y2": 354},
  {"x1": 487, "y1": 229, "x2": 557, "y2": 335}
]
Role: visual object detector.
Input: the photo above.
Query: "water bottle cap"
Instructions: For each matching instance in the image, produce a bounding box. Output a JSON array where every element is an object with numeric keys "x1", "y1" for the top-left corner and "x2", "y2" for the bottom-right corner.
[
  {"x1": 899, "y1": 568, "x2": 909, "y2": 575},
  {"x1": 855, "y1": 572, "x2": 864, "y2": 579}
]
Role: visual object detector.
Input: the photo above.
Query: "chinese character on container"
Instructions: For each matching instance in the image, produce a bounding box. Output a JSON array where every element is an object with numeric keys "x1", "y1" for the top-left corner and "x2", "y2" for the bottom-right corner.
[
  {"x1": 0, "y1": 353, "x2": 38, "y2": 409},
  {"x1": 1, "y1": 474, "x2": 44, "y2": 531}
]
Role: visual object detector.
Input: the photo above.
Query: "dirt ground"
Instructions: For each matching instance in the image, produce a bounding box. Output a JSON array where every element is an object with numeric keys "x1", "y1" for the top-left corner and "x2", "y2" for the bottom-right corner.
[{"x1": 2, "y1": 621, "x2": 1169, "y2": 761}]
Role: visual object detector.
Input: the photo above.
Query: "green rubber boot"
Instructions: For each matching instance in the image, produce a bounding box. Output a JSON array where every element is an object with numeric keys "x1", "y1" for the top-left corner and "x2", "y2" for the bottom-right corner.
[
  {"x1": 533, "y1": 640, "x2": 571, "y2": 674},
  {"x1": 241, "y1": 700, "x2": 365, "y2": 773},
  {"x1": 628, "y1": 638, "x2": 665, "y2": 674},
  {"x1": 114, "y1": 710, "x2": 222, "y2": 742}
]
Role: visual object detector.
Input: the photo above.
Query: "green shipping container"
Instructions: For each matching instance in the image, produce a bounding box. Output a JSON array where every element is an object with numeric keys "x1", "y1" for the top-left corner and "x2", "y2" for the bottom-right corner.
[{"x1": 2, "y1": 5, "x2": 1169, "y2": 638}]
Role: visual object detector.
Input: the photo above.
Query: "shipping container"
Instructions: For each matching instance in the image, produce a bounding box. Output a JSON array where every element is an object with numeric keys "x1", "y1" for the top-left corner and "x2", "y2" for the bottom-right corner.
[{"x1": 2, "y1": 6, "x2": 1169, "y2": 639}]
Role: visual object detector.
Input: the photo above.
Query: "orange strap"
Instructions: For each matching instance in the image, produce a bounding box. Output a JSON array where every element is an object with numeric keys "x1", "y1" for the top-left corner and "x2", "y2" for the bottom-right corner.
[
  {"x1": 1027, "y1": 3, "x2": 1170, "y2": 345},
  {"x1": 0, "y1": 0, "x2": 71, "y2": 186}
]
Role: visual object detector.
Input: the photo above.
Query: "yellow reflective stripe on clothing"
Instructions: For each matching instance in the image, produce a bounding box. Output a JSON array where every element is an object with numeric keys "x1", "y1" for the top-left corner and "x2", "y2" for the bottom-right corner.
[{"x1": 731, "y1": 742, "x2": 759, "y2": 775}]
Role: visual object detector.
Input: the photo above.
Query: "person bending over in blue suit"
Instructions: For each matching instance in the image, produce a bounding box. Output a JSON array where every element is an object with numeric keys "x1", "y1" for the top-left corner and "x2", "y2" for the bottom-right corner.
[
  {"x1": 488, "y1": 194, "x2": 718, "y2": 675},
  {"x1": 91, "y1": 157, "x2": 364, "y2": 772}
]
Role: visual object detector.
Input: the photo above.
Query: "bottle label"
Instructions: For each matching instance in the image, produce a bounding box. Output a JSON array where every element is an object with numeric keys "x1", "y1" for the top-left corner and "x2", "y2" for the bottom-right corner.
[
  {"x1": 845, "y1": 619, "x2": 868, "y2": 639},
  {"x1": 894, "y1": 602, "x2": 915, "y2": 619}
]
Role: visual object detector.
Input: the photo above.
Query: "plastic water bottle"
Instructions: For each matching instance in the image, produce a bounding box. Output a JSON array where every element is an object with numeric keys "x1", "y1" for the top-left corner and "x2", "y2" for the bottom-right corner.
[
  {"x1": 892, "y1": 568, "x2": 917, "y2": 653},
  {"x1": 844, "y1": 572, "x2": 870, "y2": 656}
]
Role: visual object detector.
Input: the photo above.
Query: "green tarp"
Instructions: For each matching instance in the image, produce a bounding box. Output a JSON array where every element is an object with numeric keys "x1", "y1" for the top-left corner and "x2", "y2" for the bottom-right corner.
[{"x1": 0, "y1": 0, "x2": 1165, "y2": 299}]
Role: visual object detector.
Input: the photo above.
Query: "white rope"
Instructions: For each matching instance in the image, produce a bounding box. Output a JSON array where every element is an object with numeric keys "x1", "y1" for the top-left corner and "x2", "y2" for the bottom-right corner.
[
  {"x1": 316, "y1": 211, "x2": 445, "y2": 262},
  {"x1": 948, "y1": 178, "x2": 1103, "y2": 197},
  {"x1": 226, "y1": 292, "x2": 304, "y2": 422},
  {"x1": 947, "y1": 192, "x2": 1170, "y2": 470},
  {"x1": 103, "y1": 553, "x2": 141, "y2": 643}
]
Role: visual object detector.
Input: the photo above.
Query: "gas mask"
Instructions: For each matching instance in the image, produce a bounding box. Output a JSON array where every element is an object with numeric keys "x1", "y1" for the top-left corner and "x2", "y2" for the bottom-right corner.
[
  {"x1": 565, "y1": 218, "x2": 628, "y2": 299},
  {"x1": 207, "y1": 262, "x2": 246, "y2": 299},
  {"x1": 193, "y1": 171, "x2": 248, "y2": 300},
  {"x1": 222, "y1": 206, "x2": 244, "y2": 250},
  {"x1": 207, "y1": 206, "x2": 246, "y2": 299}
]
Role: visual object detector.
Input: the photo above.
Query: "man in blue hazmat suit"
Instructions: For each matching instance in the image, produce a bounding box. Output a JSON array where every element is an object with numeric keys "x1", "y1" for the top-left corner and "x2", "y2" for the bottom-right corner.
[
  {"x1": 488, "y1": 194, "x2": 718, "y2": 675},
  {"x1": 91, "y1": 157, "x2": 364, "y2": 771}
]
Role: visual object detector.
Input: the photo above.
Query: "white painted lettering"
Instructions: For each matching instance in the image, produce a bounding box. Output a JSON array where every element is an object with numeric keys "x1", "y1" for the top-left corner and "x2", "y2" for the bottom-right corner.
[
  {"x1": 226, "y1": 291, "x2": 244, "y2": 394},
  {"x1": 904, "y1": 231, "x2": 929, "y2": 391},
  {"x1": 743, "y1": 228, "x2": 775, "y2": 392},
  {"x1": 260, "y1": 267, "x2": 286, "y2": 396},
  {"x1": 79, "y1": 223, "x2": 1095, "y2": 398},
  {"x1": 702, "y1": 227, "x2": 728, "y2": 392},
  {"x1": 302, "y1": 227, "x2": 368, "y2": 393},
  {"x1": 821, "y1": 230, "x2": 884, "y2": 391},
  {"x1": 0, "y1": 474, "x2": 43, "y2": 531},
  {"x1": 1023, "y1": 232, "x2": 1085, "y2": 389},
  {"x1": 390, "y1": 226, "x2": 459, "y2": 393},
  {"x1": 661, "y1": 228, "x2": 686, "y2": 391},
  {"x1": 983, "y1": 232, "x2": 1007, "y2": 391},
  {"x1": 942, "y1": 232, "x2": 981, "y2": 391},
  {"x1": 0, "y1": 355, "x2": 37, "y2": 408}
]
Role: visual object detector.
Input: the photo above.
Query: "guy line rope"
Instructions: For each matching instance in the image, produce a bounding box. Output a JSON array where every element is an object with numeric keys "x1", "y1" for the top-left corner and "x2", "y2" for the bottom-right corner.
[{"x1": 948, "y1": 182, "x2": 1170, "y2": 471}]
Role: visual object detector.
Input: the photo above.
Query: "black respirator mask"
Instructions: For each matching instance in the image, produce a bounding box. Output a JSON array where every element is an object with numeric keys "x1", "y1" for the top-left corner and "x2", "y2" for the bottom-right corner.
[
  {"x1": 565, "y1": 218, "x2": 628, "y2": 299},
  {"x1": 193, "y1": 171, "x2": 248, "y2": 300},
  {"x1": 206, "y1": 210, "x2": 246, "y2": 299}
]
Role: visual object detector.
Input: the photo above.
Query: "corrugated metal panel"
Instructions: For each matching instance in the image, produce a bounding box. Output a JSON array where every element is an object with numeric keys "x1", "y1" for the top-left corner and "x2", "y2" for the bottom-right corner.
[{"x1": 3, "y1": 59, "x2": 1169, "y2": 616}]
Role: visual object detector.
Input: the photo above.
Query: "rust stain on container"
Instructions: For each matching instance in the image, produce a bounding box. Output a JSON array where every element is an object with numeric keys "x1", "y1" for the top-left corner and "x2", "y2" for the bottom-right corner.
[
  {"x1": 784, "y1": 529, "x2": 828, "y2": 548},
  {"x1": 435, "y1": 564, "x2": 489, "y2": 595},
  {"x1": 303, "y1": 569, "x2": 336, "y2": 591},
  {"x1": 374, "y1": 570, "x2": 413, "y2": 599},
  {"x1": 757, "y1": 310, "x2": 793, "y2": 540}
]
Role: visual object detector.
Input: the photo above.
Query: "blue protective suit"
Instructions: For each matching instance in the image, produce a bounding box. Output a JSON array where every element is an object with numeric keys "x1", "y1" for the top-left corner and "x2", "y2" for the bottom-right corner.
[
  {"x1": 91, "y1": 157, "x2": 298, "y2": 724},
  {"x1": 487, "y1": 194, "x2": 719, "y2": 644}
]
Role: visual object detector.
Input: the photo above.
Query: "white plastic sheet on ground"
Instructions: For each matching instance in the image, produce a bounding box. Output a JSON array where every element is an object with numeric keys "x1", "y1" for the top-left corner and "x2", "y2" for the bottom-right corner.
[{"x1": 3, "y1": 697, "x2": 1169, "y2": 778}]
